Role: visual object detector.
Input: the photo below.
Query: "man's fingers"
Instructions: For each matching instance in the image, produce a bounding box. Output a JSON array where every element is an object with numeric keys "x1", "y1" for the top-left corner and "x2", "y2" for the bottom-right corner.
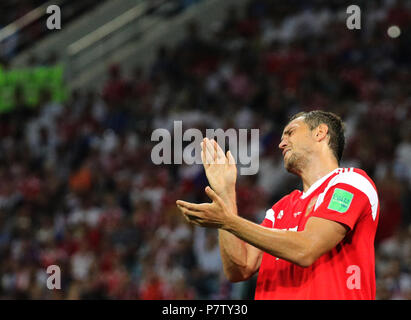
[
  {"x1": 177, "y1": 205, "x2": 203, "y2": 225},
  {"x1": 204, "y1": 138, "x2": 225, "y2": 165},
  {"x1": 205, "y1": 138, "x2": 219, "y2": 163},
  {"x1": 176, "y1": 203, "x2": 198, "y2": 217},
  {"x1": 227, "y1": 150, "x2": 236, "y2": 165},
  {"x1": 179, "y1": 206, "x2": 193, "y2": 224},
  {"x1": 212, "y1": 139, "x2": 226, "y2": 164},
  {"x1": 202, "y1": 138, "x2": 234, "y2": 166},
  {"x1": 176, "y1": 200, "x2": 203, "y2": 211},
  {"x1": 204, "y1": 139, "x2": 216, "y2": 165},
  {"x1": 205, "y1": 138, "x2": 215, "y2": 157},
  {"x1": 176, "y1": 200, "x2": 211, "y2": 212},
  {"x1": 177, "y1": 204, "x2": 200, "y2": 218},
  {"x1": 205, "y1": 186, "x2": 224, "y2": 206},
  {"x1": 201, "y1": 141, "x2": 209, "y2": 168},
  {"x1": 204, "y1": 186, "x2": 217, "y2": 201}
]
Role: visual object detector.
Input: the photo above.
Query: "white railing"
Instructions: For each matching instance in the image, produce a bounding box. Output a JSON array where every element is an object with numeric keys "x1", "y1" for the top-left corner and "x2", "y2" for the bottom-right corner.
[
  {"x1": 64, "y1": 0, "x2": 156, "y2": 82},
  {"x1": 67, "y1": 1, "x2": 149, "y2": 56},
  {"x1": 0, "y1": 0, "x2": 64, "y2": 43},
  {"x1": 68, "y1": 0, "x2": 248, "y2": 90}
]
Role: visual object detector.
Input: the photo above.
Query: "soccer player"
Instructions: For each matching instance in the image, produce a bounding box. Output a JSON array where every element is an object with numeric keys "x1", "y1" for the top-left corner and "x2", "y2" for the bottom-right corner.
[{"x1": 176, "y1": 110, "x2": 380, "y2": 300}]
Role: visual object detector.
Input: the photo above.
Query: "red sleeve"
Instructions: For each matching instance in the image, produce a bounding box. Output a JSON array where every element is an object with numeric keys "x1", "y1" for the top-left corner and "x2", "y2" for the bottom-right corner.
[
  {"x1": 260, "y1": 208, "x2": 274, "y2": 228},
  {"x1": 259, "y1": 191, "x2": 297, "y2": 228},
  {"x1": 310, "y1": 183, "x2": 371, "y2": 230}
]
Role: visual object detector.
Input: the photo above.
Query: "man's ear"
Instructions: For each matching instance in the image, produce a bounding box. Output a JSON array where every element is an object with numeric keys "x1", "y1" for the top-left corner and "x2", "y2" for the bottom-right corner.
[{"x1": 314, "y1": 123, "x2": 329, "y2": 142}]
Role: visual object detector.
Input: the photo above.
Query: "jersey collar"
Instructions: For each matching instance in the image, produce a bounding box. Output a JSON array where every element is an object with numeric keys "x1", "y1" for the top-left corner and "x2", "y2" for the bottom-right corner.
[{"x1": 300, "y1": 167, "x2": 341, "y2": 199}]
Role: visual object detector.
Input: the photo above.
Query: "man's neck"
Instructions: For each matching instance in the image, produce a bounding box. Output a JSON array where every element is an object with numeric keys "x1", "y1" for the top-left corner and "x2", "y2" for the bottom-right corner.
[{"x1": 300, "y1": 159, "x2": 339, "y2": 193}]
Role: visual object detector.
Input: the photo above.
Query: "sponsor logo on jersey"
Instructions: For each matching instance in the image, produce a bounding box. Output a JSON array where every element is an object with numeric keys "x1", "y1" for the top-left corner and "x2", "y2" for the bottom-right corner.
[{"x1": 328, "y1": 188, "x2": 354, "y2": 213}]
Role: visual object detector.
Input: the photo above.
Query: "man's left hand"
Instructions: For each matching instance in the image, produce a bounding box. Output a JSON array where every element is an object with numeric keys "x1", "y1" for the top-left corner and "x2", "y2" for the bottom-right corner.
[{"x1": 176, "y1": 186, "x2": 232, "y2": 229}]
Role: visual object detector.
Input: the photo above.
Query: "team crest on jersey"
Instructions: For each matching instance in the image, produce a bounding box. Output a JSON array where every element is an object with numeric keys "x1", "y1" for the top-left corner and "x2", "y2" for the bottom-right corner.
[{"x1": 328, "y1": 188, "x2": 354, "y2": 213}]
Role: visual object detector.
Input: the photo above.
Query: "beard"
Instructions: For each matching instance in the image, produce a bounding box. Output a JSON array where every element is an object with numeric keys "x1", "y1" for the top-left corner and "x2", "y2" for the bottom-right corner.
[{"x1": 284, "y1": 150, "x2": 308, "y2": 175}]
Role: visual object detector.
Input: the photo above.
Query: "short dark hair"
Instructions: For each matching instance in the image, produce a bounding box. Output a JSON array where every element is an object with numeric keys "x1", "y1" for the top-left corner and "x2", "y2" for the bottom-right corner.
[{"x1": 289, "y1": 110, "x2": 345, "y2": 163}]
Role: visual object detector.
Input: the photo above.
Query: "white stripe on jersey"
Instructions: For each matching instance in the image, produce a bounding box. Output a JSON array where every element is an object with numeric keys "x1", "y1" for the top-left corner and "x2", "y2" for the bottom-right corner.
[
  {"x1": 313, "y1": 169, "x2": 378, "y2": 221},
  {"x1": 301, "y1": 168, "x2": 340, "y2": 199},
  {"x1": 264, "y1": 208, "x2": 275, "y2": 224}
]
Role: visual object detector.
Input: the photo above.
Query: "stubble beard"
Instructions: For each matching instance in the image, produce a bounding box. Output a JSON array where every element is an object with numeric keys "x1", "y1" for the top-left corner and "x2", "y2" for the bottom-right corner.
[{"x1": 284, "y1": 151, "x2": 308, "y2": 176}]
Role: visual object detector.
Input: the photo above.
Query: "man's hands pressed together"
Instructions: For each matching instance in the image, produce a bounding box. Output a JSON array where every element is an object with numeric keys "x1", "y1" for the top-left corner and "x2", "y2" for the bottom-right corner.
[
  {"x1": 176, "y1": 138, "x2": 237, "y2": 229},
  {"x1": 201, "y1": 137, "x2": 237, "y2": 211},
  {"x1": 177, "y1": 138, "x2": 263, "y2": 282}
]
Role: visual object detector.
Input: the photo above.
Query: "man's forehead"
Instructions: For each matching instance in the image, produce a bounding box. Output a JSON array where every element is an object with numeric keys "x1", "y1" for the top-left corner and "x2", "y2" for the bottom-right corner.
[{"x1": 283, "y1": 117, "x2": 305, "y2": 132}]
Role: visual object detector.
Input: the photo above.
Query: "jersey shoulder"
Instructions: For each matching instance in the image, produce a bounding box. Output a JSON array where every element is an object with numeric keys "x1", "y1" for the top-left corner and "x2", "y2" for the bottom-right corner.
[
  {"x1": 319, "y1": 167, "x2": 379, "y2": 221},
  {"x1": 334, "y1": 167, "x2": 378, "y2": 193},
  {"x1": 352, "y1": 167, "x2": 378, "y2": 189}
]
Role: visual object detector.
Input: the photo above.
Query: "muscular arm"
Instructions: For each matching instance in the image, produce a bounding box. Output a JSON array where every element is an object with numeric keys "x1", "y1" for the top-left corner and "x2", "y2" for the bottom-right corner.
[
  {"x1": 197, "y1": 138, "x2": 262, "y2": 282},
  {"x1": 218, "y1": 230, "x2": 263, "y2": 282},
  {"x1": 178, "y1": 187, "x2": 348, "y2": 282},
  {"x1": 217, "y1": 193, "x2": 263, "y2": 282},
  {"x1": 223, "y1": 215, "x2": 348, "y2": 268}
]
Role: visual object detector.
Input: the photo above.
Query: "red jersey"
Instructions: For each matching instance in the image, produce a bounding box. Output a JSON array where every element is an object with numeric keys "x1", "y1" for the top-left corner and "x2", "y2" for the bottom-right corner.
[{"x1": 255, "y1": 167, "x2": 379, "y2": 300}]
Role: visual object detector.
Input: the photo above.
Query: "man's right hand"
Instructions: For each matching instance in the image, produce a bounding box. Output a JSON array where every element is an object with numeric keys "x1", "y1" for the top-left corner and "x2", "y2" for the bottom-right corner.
[
  {"x1": 200, "y1": 138, "x2": 261, "y2": 282},
  {"x1": 201, "y1": 138, "x2": 237, "y2": 211}
]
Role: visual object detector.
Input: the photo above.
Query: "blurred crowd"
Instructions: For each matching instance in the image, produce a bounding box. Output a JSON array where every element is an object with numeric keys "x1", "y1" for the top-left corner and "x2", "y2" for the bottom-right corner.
[
  {"x1": 0, "y1": 0, "x2": 101, "y2": 63},
  {"x1": 0, "y1": 0, "x2": 203, "y2": 64},
  {"x1": 0, "y1": 0, "x2": 411, "y2": 300}
]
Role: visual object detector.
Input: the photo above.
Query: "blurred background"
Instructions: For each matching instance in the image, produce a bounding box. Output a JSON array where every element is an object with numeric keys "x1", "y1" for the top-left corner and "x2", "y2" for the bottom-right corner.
[{"x1": 0, "y1": 0, "x2": 410, "y2": 300}]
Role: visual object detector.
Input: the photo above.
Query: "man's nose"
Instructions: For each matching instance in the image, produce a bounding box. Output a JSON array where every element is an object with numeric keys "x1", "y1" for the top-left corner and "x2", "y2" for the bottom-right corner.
[{"x1": 279, "y1": 139, "x2": 287, "y2": 150}]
